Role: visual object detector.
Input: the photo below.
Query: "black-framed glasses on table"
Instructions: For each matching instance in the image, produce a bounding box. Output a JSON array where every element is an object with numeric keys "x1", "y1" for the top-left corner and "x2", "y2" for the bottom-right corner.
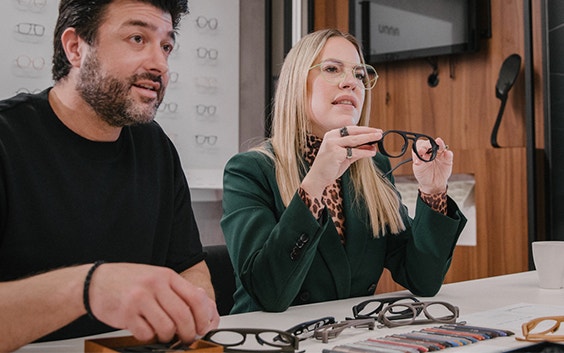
[
  {"x1": 376, "y1": 130, "x2": 440, "y2": 178},
  {"x1": 202, "y1": 328, "x2": 300, "y2": 352},
  {"x1": 377, "y1": 301, "x2": 459, "y2": 328},
  {"x1": 313, "y1": 318, "x2": 375, "y2": 343},
  {"x1": 516, "y1": 316, "x2": 564, "y2": 342},
  {"x1": 276, "y1": 316, "x2": 336, "y2": 342},
  {"x1": 351, "y1": 296, "x2": 420, "y2": 320}
]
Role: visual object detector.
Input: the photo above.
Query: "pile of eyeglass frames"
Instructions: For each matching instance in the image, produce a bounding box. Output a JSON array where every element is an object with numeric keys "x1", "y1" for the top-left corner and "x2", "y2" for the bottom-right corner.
[
  {"x1": 192, "y1": 296, "x2": 514, "y2": 352},
  {"x1": 291, "y1": 296, "x2": 512, "y2": 352}
]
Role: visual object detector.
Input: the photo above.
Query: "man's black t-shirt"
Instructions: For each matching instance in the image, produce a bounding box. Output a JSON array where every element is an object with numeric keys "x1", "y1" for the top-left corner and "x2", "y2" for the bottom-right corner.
[{"x1": 0, "y1": 89, "x2": 204, "y2": 341}]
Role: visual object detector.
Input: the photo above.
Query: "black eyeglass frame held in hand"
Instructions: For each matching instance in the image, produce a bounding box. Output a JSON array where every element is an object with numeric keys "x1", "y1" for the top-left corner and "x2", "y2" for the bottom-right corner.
[
  {"x1": 373, "y1": 130, "x2": 441, "y2": 178},
  {"x1": 376, "y1": 130, "x2": 439, "y2": 162}
]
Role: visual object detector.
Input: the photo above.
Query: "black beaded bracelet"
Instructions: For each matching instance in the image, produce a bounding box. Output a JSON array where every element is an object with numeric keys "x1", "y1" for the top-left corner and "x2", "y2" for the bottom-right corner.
[{"x1": 83, "y1": 260, "x2": 105, "y2": 321}]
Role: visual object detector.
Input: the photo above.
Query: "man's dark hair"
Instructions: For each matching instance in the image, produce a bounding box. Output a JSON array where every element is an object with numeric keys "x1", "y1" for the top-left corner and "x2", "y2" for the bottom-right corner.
[{"x1": 52, "y1": 0, "x2": 189, "y2": 82}]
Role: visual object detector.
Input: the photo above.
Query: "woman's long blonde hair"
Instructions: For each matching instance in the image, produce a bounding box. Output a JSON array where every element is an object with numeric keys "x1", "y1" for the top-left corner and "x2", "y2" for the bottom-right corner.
[{"x1": 254, "y1": 28, "x2": 405, "y2": 236}]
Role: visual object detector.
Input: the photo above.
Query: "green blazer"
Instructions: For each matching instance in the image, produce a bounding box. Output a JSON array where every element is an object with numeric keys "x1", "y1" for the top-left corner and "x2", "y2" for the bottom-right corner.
[{"x1": 221, "y1": 149, "x2": 467, "y2": 314}]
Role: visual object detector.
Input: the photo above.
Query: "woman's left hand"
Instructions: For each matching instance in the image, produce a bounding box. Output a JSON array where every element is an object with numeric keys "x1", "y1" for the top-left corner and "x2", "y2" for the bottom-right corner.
[{"x1": 412, "y1": 137, "x2": 452, "y2": 194}]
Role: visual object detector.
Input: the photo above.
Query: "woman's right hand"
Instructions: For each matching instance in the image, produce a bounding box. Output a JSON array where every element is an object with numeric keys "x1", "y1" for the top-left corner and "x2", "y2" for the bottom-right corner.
[{"x1": 300, "y1": 126, "x2": 382, "y2": 199}]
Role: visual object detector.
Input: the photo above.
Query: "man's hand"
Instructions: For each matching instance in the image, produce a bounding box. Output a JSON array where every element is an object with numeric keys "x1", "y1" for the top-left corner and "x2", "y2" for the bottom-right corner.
[{"x1": 89, "y1": 263, "x2": 220, "y2": 343}]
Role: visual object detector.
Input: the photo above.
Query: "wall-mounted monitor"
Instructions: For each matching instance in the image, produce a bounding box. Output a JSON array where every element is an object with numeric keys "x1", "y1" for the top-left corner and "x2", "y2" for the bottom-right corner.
[{"x1": 349, "y1": 0, "x2": 481, "y2": 64}]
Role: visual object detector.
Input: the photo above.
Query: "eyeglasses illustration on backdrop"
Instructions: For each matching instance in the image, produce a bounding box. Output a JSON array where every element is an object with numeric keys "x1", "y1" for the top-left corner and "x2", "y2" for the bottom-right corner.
[
  {"x1": 196, "y1": 47, "x2": 218, "y2": 60},
  {"x1": 13, "y1": 55, "x2": 46, "y2": 78},
  {"x1": 14, "y1": 55, "x2": 45, "y2": 70},
  {"x1": 16, "y1": 0, "x2": 47, "y2": 12},
  {"x1": 195, "y1": 15, "x2": 218, "y2": 30},
  {"x1": 16, "y1": 88, "x2": 42, "y2": 95},
  {"x1": 196, "y1": 104, "x2": 217, "y2": 117},
  {"x1": 157, "y1": 102, "x2": 178, "y2": 114},
  {"x1": 195, "y1": 135, "x2": 218, "y2": 146},
  {"x1": 168, "y1": 71, "x2": 179, "y2": 83},
  {"x1": 15, "y1": 22, "x2": 45, "y2": 37},
  {"x1": 195, "y1": 76, "x2": 219, "y2": 93}
]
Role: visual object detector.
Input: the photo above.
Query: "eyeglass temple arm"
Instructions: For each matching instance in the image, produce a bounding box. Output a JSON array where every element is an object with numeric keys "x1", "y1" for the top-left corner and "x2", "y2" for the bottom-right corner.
[{"x1": 381, "y1": 158, "x2": 413, "y2": 179}]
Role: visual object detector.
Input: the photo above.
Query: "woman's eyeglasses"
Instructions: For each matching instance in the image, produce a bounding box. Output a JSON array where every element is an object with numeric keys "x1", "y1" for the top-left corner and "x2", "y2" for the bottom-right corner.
[{"x1": 309, "y1": 59, "x2": 378, "y2": 90}]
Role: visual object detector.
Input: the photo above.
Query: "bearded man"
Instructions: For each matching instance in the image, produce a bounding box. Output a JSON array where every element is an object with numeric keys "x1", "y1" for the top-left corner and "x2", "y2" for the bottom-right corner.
[{"x1": 0, "y1": 1, "x2": 219, "y2": 351}]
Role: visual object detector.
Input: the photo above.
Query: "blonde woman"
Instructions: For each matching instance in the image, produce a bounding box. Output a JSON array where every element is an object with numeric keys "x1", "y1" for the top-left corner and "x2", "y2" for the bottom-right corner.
[{"x1": 221, "y1": 29, "x2": 466, "y2": 314}]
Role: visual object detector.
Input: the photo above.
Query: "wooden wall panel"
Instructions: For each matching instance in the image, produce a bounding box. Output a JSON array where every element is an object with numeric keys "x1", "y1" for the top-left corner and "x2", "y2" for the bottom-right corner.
[
  {"x1": 314, "y1": 0, "x2": 534, "y2": 293},
  {"x1": 313, "y1": 0, "x2": 349, "y2": 32},
  {"x1": 376, "y1": 148, "x2": 528, "y2": 293}
]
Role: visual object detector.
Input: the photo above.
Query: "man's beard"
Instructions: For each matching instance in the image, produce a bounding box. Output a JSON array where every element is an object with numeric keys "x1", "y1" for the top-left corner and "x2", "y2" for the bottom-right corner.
[{"x1": 76, "y1": 50, "x2": 165, "y2": 127}]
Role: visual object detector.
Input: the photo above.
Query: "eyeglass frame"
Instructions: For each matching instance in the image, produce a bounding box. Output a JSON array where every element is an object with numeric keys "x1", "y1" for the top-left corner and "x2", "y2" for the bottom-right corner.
[
  {"x1": 197, "y1": 47, "x2": 218, "y2": 60},
  {"x1": 195, "y1": 76, "x2": 219, "y2": 89},
  {"x1": 377, "y1": 300, "x2": 459, "y2": 328},
  {"x1": 15, "y1": 55, "x2": 45, "y2": 70},
  {"x1": 17, "y1": 0, "x2": 47, "y2": 9},
  {"x1": 157, "y1": 102, "x2": 178, "y2": 113},
  {"x1": 351, "y1": 296, "x2": 421, "y2": 320},
  {"x1": 277, "y1": 316, "x2": 336, "y2": 342},
  {"x1": 195, "y1": 134, "x2": 218, "y2": 146},
  {"x1": 15, "y1": 22, "x2": 45, "y2": 36},
  {"x1": 202, "y1": 328, "x2": 299, "y2": 352},
  {"x1": 516, "y1": 316, "x2": 564, "y2": 342},
  {"x1": 309, "y1": 59, "x2": 378, "y2": 90},
  {"x1": 375, "y1": 130, "x2": 440, "y2": 178},
  {"x1": 377, "y1": 130, "x2": 439, "y2": 162},
  {"x1": 196, "y1": 15, "x2": 218, "y2": 30},
  {"x1": 196, "y1": 104, "x2": 217, "y2": 116},
  {"x1": 313, "y1": 318, "x2": 375, "y2": 343}
]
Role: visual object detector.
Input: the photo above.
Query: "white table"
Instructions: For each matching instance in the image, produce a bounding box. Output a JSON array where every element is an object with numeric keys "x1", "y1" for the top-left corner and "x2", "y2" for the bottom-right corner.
[{"x1": 16, "y1": 271, "x2": 564, "y2": 352}]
